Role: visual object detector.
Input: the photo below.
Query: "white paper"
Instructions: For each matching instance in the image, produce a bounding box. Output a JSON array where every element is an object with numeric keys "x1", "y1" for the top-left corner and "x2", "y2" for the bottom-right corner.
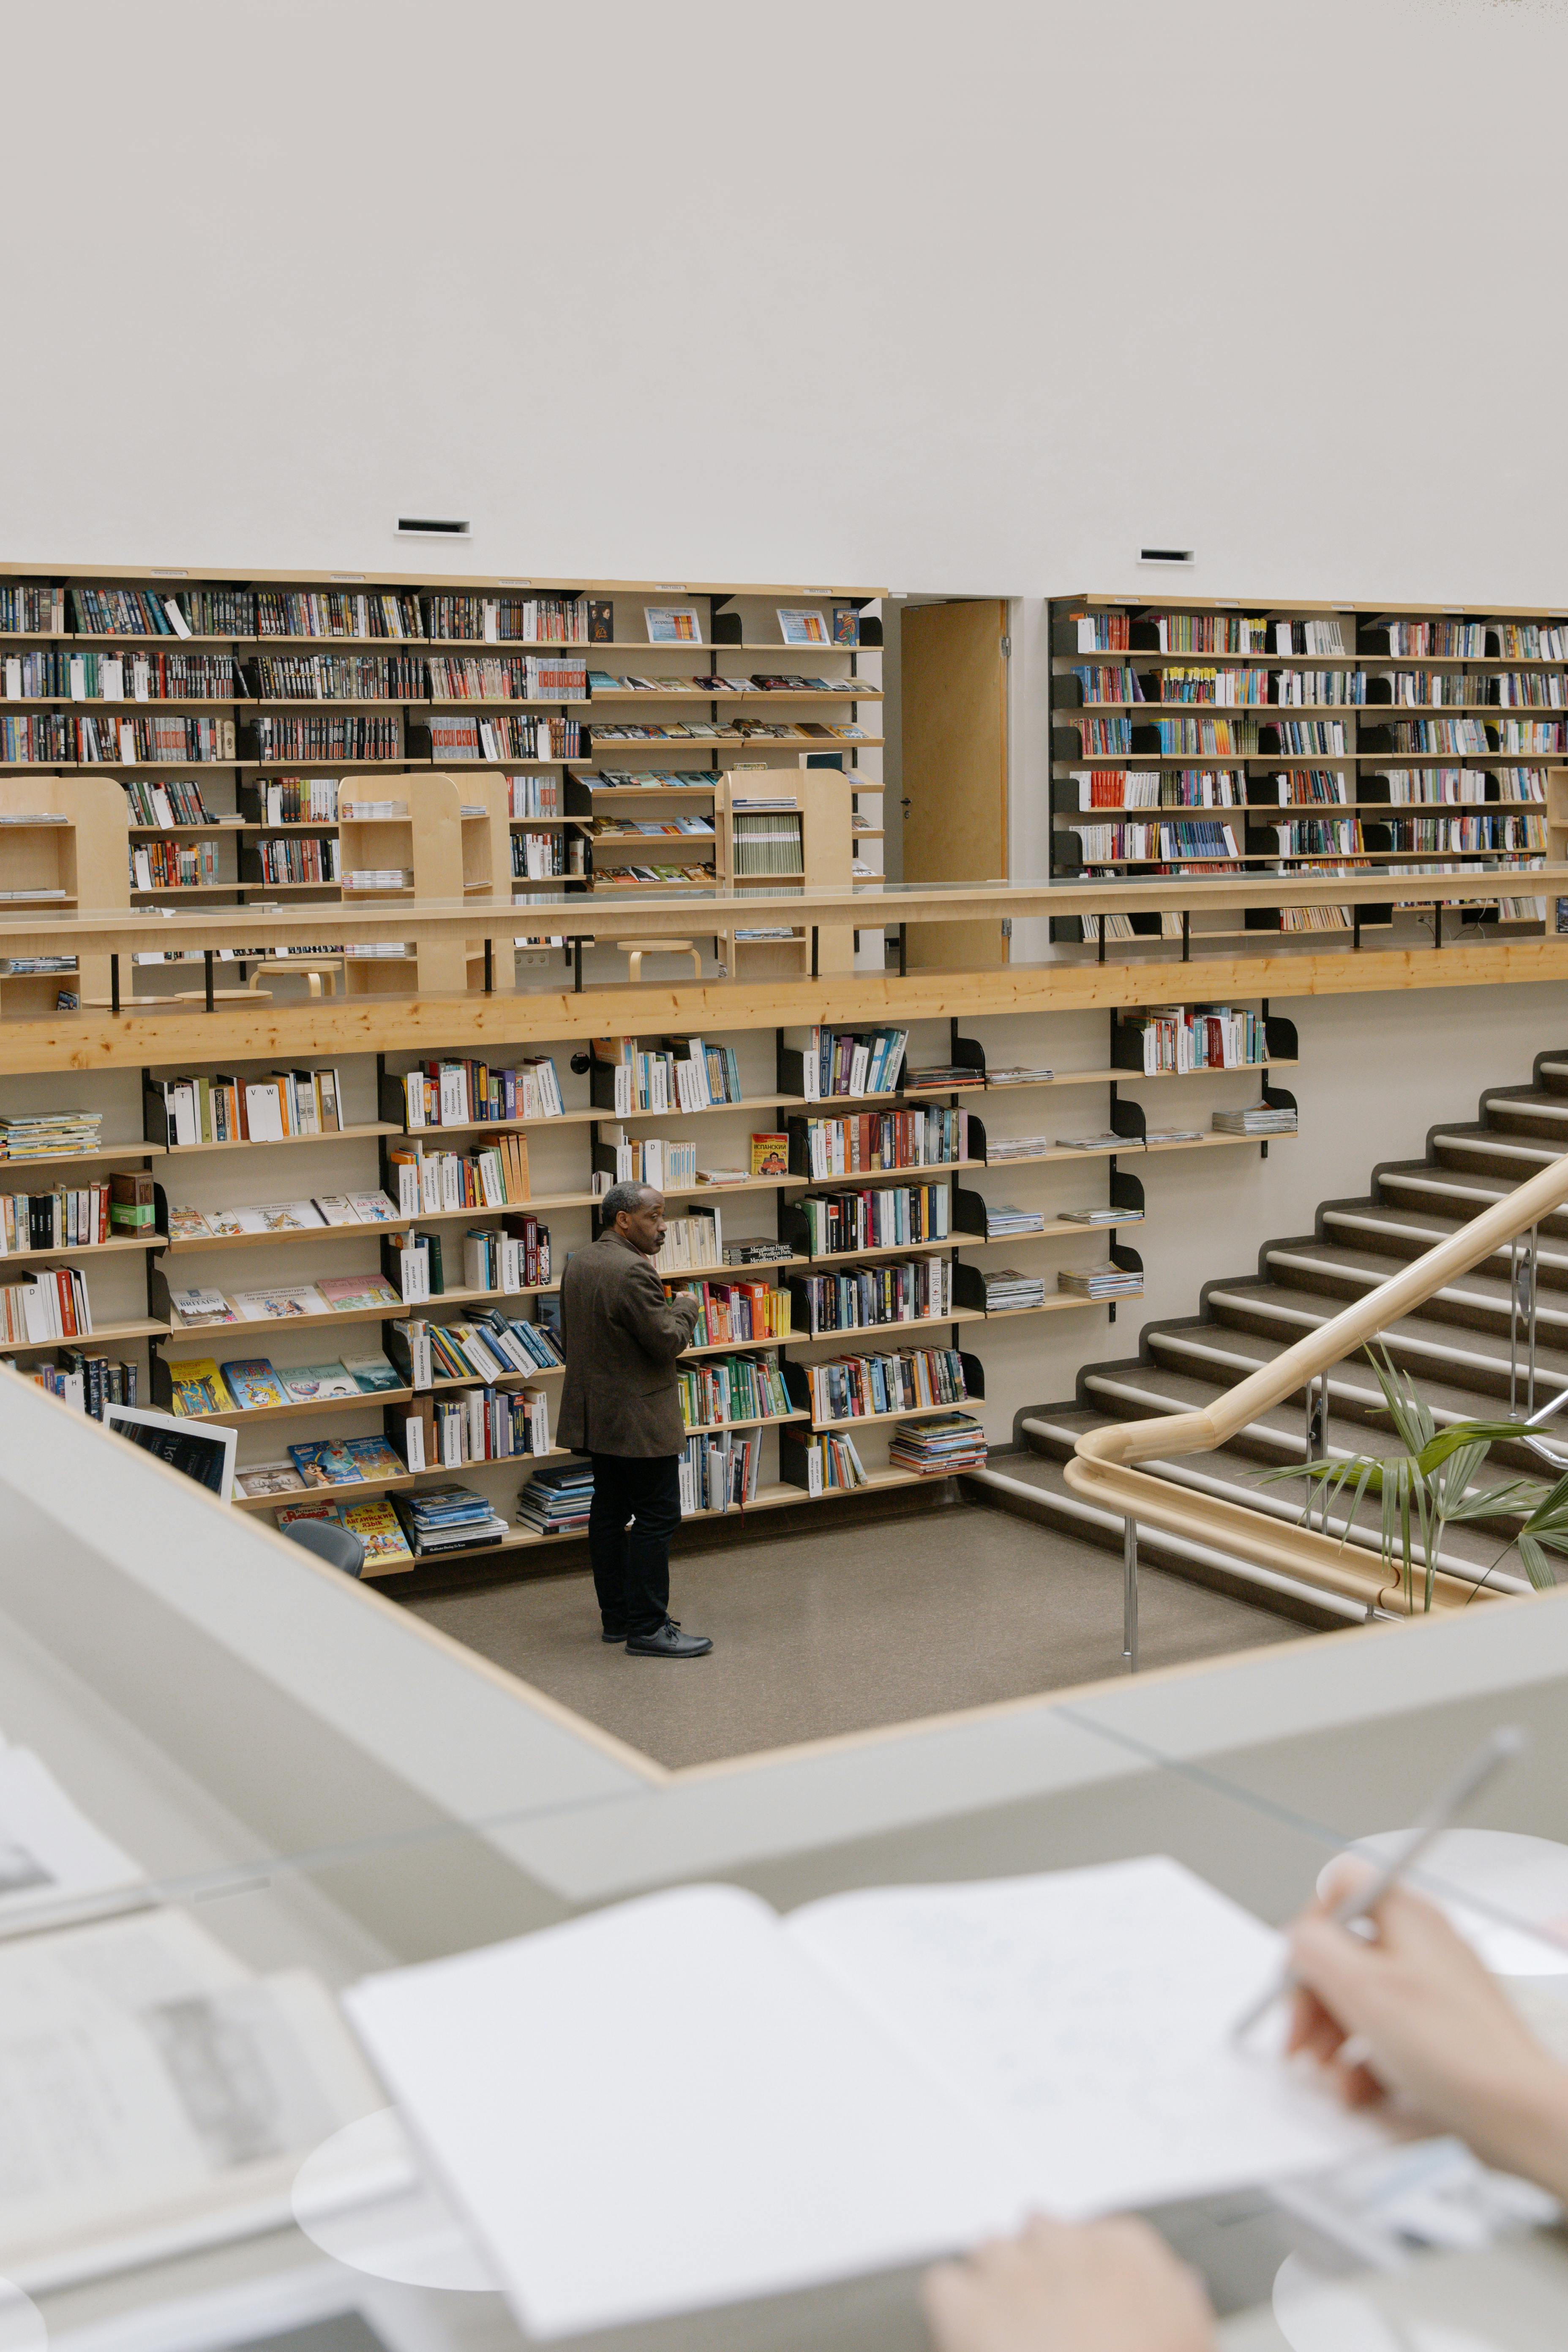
[
  {"x1": 787, "y1": 1856, "x2": 1384, "y2": 2219},
  {"x1": 344, "y1": 1883, "x2": 1023, "y2": 2339},
  {"x1": 0, "y1": 1746, "x2": 144, "y2": 1921}
]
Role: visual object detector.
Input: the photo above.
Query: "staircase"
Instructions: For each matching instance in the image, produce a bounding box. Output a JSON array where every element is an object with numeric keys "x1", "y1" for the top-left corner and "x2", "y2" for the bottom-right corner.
[{"x1": 1000, "y1": 1047, "x2": 1568, "y2": 1623}]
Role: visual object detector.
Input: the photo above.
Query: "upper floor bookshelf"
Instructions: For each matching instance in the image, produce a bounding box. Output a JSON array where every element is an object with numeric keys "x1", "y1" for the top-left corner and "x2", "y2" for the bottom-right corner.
[
  {"x1": 1048, "y1": 593, "x2": 1560, "y2": 948},
  {"x1": 0, "y1": 563, "x2": 888, "y2": 921}
]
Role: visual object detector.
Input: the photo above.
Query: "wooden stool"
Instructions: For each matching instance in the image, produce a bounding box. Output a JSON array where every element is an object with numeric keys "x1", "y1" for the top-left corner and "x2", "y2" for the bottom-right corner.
[
  {"x1": 618, "y1": 937, "x2": 701, "y2": 982},
  {"x1": 246, "y1": 960, "x2": 338, "y2": 997}
]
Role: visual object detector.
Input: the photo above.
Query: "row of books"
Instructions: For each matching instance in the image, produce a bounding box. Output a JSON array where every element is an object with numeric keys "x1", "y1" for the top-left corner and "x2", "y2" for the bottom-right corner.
[
  {"x1": 22, "y1": 1347, "x2": 138, "y2": 1418},
  {"x1": 732, "y1": 812, "x2": 804, "y2": 876},
  {"x1": 396, "y1": 1383, "x2": 553, "y2": 1472},
  {"x1": 424, "y1": 596, "x2": 597, "y2": 644},
  {"x1": 1265, "y1": 816, "x2": 1546, "y2": 854},
  {"x1": 240, "y1": 1433, "x2": 406, "y2": 1493},
  {"x1": 676, "y1": 1351, "x2": 793, "y2": 1430},
  {"x1": 802, "y1": 1346, "x2": 968, "y2": 1424},
  {"x1": 597, "y1": 1131, "x2": 698, "y2": 1191},
  {"x1": 512, "y1": 832, "x2": 578, "y2": 880},
  {"x1": 590, "y1": 860, "x2": 713, "y2": 885},
  {"x1": 253, "y1": 836, "x2": 338, "y2": 885},
  {"x1": 2, "y1": 649, "x2": 239, "y2": 701},
  {"x1": 0, "y1": 714, "x2": 236, "y2": 762},
  {"x1": 1386, "y1": 719, "x2": 1567, "y2": 755},
  {"x1": 652, "y1": 1211, "x2": 723, "y2": 1274},
  {"x1": 1070, "y1": 822, "x2": 1240, "y2": 862},
  {"x1": 168, "y1": 1350, "x2": 401, "y2": 1414},
  {"x1": 426, "y1": 655, "x2": 586, "y2": 701},
  {"x1": 256, "y1": 592, "x2": 422, "y2": 639},
  {"x1": 590, "y1": 670, "x2": 850, "y2": 696},
  {"x1": 508, "y1": 774, "x2": 561, "y2": 818},
  {"x1": 1117, "y1": 1006, "x2": 1275, "y2": 1075},
  {"x1": 0, "y1": 1173, "x2": 150, "y2": 1252},
  {"x1": 794, "y1": 1431, "x2": 870, "y2": 1492},
  {"x1": 386, "y1": 1216, "x2": 552, "y2": 1303},
  {"x1": 167, "y1": 1192, "x2": 398, "y2": 1240},
  {"x1": 796, "y1": 1182, "x2": 951, "y2": 1256},
  {"x1": 589, "y1": 768, "x2": 722, "y2": 791},
  {"x1": 121, "y1": 778, "x2": 217, "y2": 825},
  {"x1": 1384, "y1": 767, "x2": 1544, "y2": 803},
  {"x1": 151, "y1": 1066, "x2": 351, "y2": 1145},
  {"x1": 388, "y1": 1137, "x2": 535, "y2": 1214},
  {"x1": 254, "y1": 655, "x2": 425, "y2": 700},
  {"x1": 251, "y1": 716, "x2": 400, "y2": 760},
  {"x1": 1072, "y1": 666, "x2": 1568, "y2": 712},
  {"x1": 0, "y1": 1265, "x2": 93, "y2": 1342},
  {"x1": 798, "y1": 1026, "x2": 908, "y2": 1100},
  {"x1": 168, "y1": 1273, "x2": 399, "y2": 1328},
  {"x1": 591, "y1": 720, "x2": 866, "y2": 745},
  {"x1": 0, "y1": 584, "x2": 65, "y2": 633},
  {"x1": 667, "y1": 1277, "x2": 791, "y2": 1347},
  {"x1": 1068, "y1": 770, "x2": 1245, "y2": 810},
  {"x1": 1068, "y1": 716, "x2": 1347, "y2": 756},
  {"x1": 592, "y1": 1034, "x2": 747, "y2": 1115},
  {"x1": 678, "y1": 1430, "x2": 764, "y2": 1514},
  {"x1": 1068, "y1": 612, "x2": 1347, "y2": 656},
  {"x1": 790, "y1": 1257, "x2": 952, "y2": 1334},
  {"x1": 423, "y1": 715, "x2": 583, "y2": 760},
  {"x1": 388, "y1": 1310, "x2": 564, "y2": 1387},
  {"x1": 888, "y1": 1411, "x2": 987, "y2": 1473},
  {"x1": 401, "y1": 1055, "x2": 564, "y2": 1128},
  {"x1": 255, "y1": 777, "x2": 342, "y2": 823},
  {"x1": 794, "y1": 1108, "x2": 968, "y2": 1181},
  {"x1": 130, "y1": 842, "x2": 220, "y2": 891}
]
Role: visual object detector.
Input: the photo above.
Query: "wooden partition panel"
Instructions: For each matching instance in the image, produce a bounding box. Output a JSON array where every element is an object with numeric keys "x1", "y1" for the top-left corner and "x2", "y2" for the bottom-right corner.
[{"x1": 900, "y1": 599, "x2": 1009, "y2": 969}]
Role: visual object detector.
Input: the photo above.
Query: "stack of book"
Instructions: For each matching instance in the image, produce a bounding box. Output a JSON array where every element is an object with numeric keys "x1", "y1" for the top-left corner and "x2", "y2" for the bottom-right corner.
[
  {"x1": 516, "y1": 1461, "x2": 594, "y2": 1536},
  {"x1": 1058, "y1": 1263, "x2": 1144, "y2": 1301},
  {"x1": 391, "y1": 1484, "x2": 510, "y2": 1555},
  {"x1": 904, "y1": 1064, "x2": 987, "y2": 1092},
  {"x1": 0, "y1": 1111, "x2": 102, "y2": 1161},
  {"x1": 982, "y1": 1204, "x2": 1044, "y2": 1239},
  {"x1": 983, "y1": 1135, "x2": 1047, "y2": 1162},
  {"x1": 1058, "y1": 1204, "x2": 1137, "y2": 1228},
  {"x1": 981, "y1": 1270, "x2": 1046, "y2": 1311},
  {"x1": 888, "y1": 1413, "x2": 988, "y2": 1474},
  {"x1": 1143, "y1": 1127, "x2": 1203, "y2": 1146},
  {"x1": 1212, "y1": 1104, "x2": 1298, "y2": 1137},
  {"x1": 985, "y1": 1065, "x2": 1053, "y2": 1086},
  {"x1": 1054, "y1": 1131, "x2": 1123, "y2": 1152}
]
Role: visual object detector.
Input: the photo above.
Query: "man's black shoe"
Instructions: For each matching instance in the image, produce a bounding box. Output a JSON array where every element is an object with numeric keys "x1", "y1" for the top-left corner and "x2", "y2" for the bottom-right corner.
[
  {"x1": 603, "y1": 1617, "x2": 679, "y2": 1643},
  {"x1": 624, "y1": 1621, "x2": 713, "y2": 1659}
]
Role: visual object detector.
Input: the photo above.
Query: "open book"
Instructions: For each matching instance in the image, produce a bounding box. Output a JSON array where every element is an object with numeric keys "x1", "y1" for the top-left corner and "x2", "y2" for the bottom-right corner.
[{"x1": 344, "y1": 1855, "x2": 1385, "y2": 2339}]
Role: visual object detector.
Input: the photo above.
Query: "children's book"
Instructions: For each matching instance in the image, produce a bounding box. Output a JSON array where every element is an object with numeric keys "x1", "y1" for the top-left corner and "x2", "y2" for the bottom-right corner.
[
  {"x1": 278, "y1": 1361, "x2": 360, "y2": 1403},
  {"x1": 199, "y1": 1206, "x2": 250, "y2": 1239},
  {"x1": 343, "y1": 1351, "x2": 402, "y2": 1392},
  {"x1": 317, "y1": 1273, "x2": 401, "y2": 1313},
  {"x1": 168, "y1": 1286, "x2": 236, "y2": 1326},
  {"x1": 312, "y1": 1195, "x2": 363, "y2": 1226},
  {"x1": 340, "y1": 1494, "x2": 414, "y2": 1565},
  {"x1": 235, "y1": 1459, "x2": 306, "y2": 1497},
  {"x1": 231, "y1": 1283, "x2": 329, "y2": 1321},
  {"x1": 219, "y1": 1359, "x2": 288, "y2": 1411},
  {"x1": 166, "y1": 1357, "x2": 226, "y2": 1415},
  {"x1": 289, "y1": 1435, "x2": 402, "y2": 1487},
  {"x1": 233, "y1": 1201, "x2": 325, "y2": 1234},
  {"x1": 166, "y1": 1205, "x2": 214, "y2": 1241},
  {"x1": 346, "y1": 1192, "x2": 399, "y2": 1223}
]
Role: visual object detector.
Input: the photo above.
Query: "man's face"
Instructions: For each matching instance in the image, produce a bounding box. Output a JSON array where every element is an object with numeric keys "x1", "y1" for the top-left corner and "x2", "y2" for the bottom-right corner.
[{"x1": 616, "y1": 1190, "x2": 667, "y2": 1255}]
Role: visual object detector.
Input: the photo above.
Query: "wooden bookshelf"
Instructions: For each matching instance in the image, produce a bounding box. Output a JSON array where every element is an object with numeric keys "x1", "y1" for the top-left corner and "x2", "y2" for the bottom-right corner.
[
  {"x1": 0, "y1": 772, "x2": 129, "y2": 1012},
  {"x1": 1049, "y1": 595, "x2": 1556, "y2": 945}
]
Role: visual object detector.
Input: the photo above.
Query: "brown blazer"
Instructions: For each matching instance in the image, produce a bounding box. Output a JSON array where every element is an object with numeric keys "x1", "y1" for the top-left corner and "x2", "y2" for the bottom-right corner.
[{"x1": 556, "y1": 1230, "x2": 701, "y2": 1457}]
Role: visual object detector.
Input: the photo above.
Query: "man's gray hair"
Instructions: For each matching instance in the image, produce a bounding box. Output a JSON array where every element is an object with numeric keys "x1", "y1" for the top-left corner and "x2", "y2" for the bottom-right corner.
[{"x1": 602, "y1": 1180, "x2": 656, "y2": 1225}]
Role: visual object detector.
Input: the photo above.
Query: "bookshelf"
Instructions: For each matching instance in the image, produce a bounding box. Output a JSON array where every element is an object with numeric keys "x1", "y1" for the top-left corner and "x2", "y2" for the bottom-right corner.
[
  {"x1": 0, "y1": 567, "x2": 881, "y2": 979},
  {"x1": 712, "y1": 767, "x2": 856, "y2": 979},
  {"x1": 1050, "y1": 596, "x2": 1556, "y2": 949},
  {"x1": 0, "y1": 772, "x2": 129, "y2": 1014},
  {"x1": 0, "y1": 996, "x2": 1301, "y2": 1579}
]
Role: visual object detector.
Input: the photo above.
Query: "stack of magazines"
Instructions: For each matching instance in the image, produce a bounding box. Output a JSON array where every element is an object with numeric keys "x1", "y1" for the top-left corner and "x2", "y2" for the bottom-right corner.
[
  {"x1": 905, "y1": 1064, "x2": 987, "y2": 1091},
  {"x1": 1054, "y1": 1131, "x2": 1122, "y2": 1151},
  {"x1": 0, "y1": 1110, "x2": 102, "y2": 1160},
  {"x1": 516, "y1": 1460, "x2": 594, "y2": 1535},
  {"x1": 1058, "y1": 1262, "x2": 1145, "y2": 1300},
  {"x1": 983, "y1": 1135, "x2": 1048, "y2": 1162},
  {"x1": 889, "y1": 1412, "x2": 989, "y2": 1474},
  {"x1": 982, "y1": 1269, "x2": 1046, "y2": 1311},
  {"x1": 392, "y1": 1484, "x2": 510, "y2": 1554},
  {"x1": 985, "y1": 1065, "x2": 1053, "y2": 1086},
  {"x1": 1212, "y1": 1104, "x2": 1298, "y2": 1136},
  {"x1": 983, "y1": 1203, "x2": 1045, "y2": 1238},
  {"x1": 1057, "y1": 1204, "x2": 1139, "y2": 1227},
  {"x1": 1143, "y1": 1127, "x2": 1203, "y2": 1146}
]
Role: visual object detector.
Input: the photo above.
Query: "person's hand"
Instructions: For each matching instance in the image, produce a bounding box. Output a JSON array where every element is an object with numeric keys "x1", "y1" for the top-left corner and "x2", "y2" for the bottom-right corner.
[
  {"x1": 922, "y1": 2215, "x2": 1215, "y2": 2352},
  {"x1": 1287, "y1": 1860, "x2": 1568, "y2": 2196}
]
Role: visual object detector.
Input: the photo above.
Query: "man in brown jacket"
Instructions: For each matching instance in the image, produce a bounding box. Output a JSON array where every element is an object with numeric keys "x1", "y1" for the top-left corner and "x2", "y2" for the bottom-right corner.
[{"x1": 557, "y1": 1182, "x2": 712, "y2": 1658}]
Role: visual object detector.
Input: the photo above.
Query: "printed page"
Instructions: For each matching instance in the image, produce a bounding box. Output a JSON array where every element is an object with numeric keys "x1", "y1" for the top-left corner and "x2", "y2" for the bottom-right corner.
[
  {"x1": 786, "y1": 1854, "x2": 1386, "y2": 2218},
  {"x1": 0, "y1": 1746, "x2": 144, "y2": 1923},
  {"x1": 1, "y1": 1909, "x2": 382, "y2": 2289},
  {"x1": 344, "y1": 1882, "x2": 1025, "y2": 2341}
]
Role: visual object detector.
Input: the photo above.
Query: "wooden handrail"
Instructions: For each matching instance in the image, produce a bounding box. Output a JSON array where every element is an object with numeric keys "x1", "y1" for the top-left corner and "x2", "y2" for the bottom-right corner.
[{"x1": 1065, "y1": 1149, "x2": 1568, "y2": 1612}]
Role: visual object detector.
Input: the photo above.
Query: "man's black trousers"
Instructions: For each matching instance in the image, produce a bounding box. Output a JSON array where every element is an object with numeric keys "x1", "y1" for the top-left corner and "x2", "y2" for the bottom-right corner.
[{"x1": 588, "y1": 1452, "x2": 681, "y2": 1637}]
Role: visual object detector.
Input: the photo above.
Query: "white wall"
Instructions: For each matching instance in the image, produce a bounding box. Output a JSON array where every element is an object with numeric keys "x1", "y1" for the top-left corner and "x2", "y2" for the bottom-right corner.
[{"x1": 6, "y1": 0, "x2": 1565, "y2": 608}]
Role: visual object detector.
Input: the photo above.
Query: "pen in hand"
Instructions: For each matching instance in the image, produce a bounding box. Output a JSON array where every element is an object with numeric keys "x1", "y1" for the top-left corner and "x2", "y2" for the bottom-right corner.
[{"x1": 1231, "y1": 1724, "x2": 1527, "y2": 2046}]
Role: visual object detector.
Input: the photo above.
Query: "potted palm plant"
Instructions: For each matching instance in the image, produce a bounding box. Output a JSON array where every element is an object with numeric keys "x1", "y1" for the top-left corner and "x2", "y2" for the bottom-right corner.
[{"x1": 1259, "y1": 1344, "x2": 1568, "y2": 1613}]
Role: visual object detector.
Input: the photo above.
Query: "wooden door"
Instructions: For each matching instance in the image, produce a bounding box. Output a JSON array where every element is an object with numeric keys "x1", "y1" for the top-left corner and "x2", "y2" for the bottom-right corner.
[{"x1": 900, "y1": 599, "x2": 1009, "y2": 969}]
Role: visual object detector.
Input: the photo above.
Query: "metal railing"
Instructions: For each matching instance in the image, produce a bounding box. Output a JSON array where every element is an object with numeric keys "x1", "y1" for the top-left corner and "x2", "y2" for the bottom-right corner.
[{"x1": 1066, "y1": 1149, "x2": 1568, "y2": 1640}]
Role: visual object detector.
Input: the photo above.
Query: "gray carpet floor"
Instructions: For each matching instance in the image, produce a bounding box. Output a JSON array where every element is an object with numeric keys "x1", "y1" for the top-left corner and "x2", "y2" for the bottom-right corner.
[{"x1": 405, "y1": 1495, "x2": 1305, "y2": 1770}]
